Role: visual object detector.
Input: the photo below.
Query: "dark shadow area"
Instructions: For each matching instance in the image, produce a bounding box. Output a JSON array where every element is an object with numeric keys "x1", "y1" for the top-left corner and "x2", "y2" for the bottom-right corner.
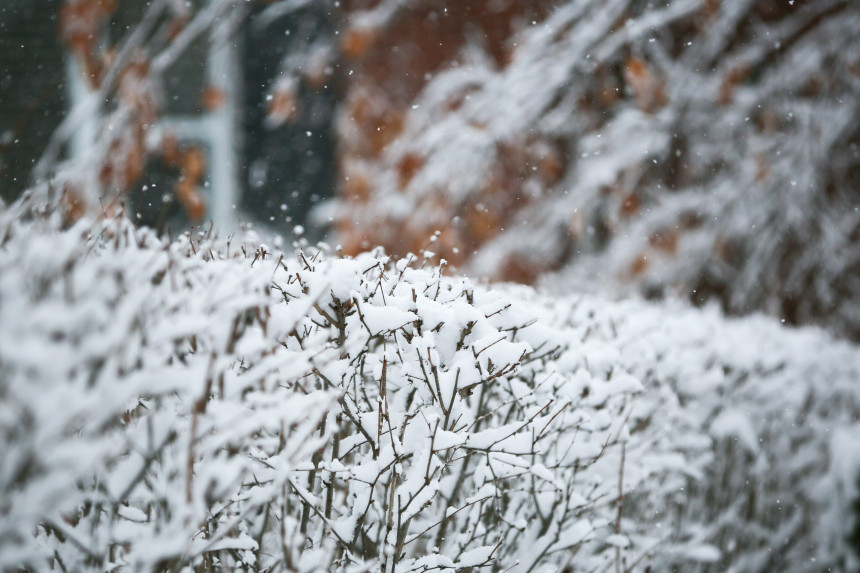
[
  {"x1": 240, "y1": 4, "x2": 339, "y2": 240},
  {"x1": 0, "y1": 0, "x2": 66, "y2": 204}
]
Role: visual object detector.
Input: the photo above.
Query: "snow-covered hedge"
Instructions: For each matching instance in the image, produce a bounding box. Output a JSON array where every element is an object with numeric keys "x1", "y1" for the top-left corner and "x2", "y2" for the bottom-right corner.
[
  {"x1": 2, "y1": 201, "x2": 859, "y2": 571},
  {"x1": 0, "y1": 207, "x2": 335, "y2": 571},
  {"x1": 0, "y1": 205, "x2": 671, "y2": 572},
  {"x1": 555, "y1": 296, "x2": 860, "y2": 572}
]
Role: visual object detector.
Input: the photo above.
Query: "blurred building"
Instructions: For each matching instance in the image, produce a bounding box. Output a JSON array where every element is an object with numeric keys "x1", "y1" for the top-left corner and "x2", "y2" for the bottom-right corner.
[{"x1": 0, "y1": 0, "x2": 337, "y2": 236}]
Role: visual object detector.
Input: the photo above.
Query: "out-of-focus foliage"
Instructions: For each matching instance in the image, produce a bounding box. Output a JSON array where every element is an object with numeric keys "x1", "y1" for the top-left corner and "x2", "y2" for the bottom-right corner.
[
  {"x1": 326, "y1": 0, "x2": 860, "y2": 340},
  {"x1": 44, "y1": 1, "x2": 860, "y2": 339},
  {"x1": 37, "y1": 0, "x2": 241, "y2": 222}
]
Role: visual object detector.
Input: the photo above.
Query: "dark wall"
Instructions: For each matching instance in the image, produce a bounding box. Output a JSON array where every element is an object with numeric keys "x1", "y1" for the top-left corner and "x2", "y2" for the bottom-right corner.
[
  {"x1": 0, "y1": 0, "x2": 66, "y2": 203},
  {"x1": 241, "y1": 4, "x2": 338, "y2": 237}
]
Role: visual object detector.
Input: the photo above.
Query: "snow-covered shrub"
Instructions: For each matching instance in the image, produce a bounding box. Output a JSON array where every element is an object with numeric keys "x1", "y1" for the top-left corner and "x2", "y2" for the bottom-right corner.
[
  {"x1": 4, "y1": 196, "x2": 859, "y2": 571},
  {"x1": 0, "y1": 202, "x2": 335, "y2": 571},
  {"x1": 561, "y1": 296, "x2": 860, "y2": 572},
  {"x1": 265, "y1": 252, "x2": 699, "y2": 572},
  {"x1": 0, "y1": 200, "x2": 706, "y2": 572}
]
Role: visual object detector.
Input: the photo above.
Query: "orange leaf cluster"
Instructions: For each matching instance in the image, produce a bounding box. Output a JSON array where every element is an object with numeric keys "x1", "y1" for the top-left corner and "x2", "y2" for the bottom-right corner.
[
  {"x1": 333, "y1": 1, "x2": 559, "y2": 276},
  {"x1": 336, "y1": 134, "x2": 566, "y2": 272}
]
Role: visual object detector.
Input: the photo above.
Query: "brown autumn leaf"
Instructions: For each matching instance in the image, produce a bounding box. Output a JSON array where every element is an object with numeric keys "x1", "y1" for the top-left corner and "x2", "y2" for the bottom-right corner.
[
  {"x1": 161, "y1": 132, "x2": 182, "y2": 165},
  {"x1": 499, "y1": 254, "x2": 541, "y2": 285},
  {"x1": 396, "y1": 153, "x2": 424, "y2": 190},
  {"x1": 704, "y1": 0, "x2": 721, "y2": 18},
  {"x1": 536, "y1": 143, "x2": 565, "y2": 186},
  {"x1": 60, "y1": 183, "x2": 87, "y2": 224},
  {"x1": 629, "y1": 253, "x2": 650, "y2": 277},
  {"x1": 341, "y1": 23, "x2": 377, "y2": 60},
  {"x1": 202, "y1": 85, "x2": 224, "y2": 111},
  {"x1": 166, "y1": 12, "x2": 188, "y2": 41},
  {"x1": 174, "y1": 146, "x2": 207, "y2": 221},
  {"x1": 464, "y1": 203, "x2": 502, "y2": 244},
  {"x1": 266, "y1": 81, "x2": 299, "y2": 127},
  {"x1": 342, "y1": 168, "x2": 373, "y2": 203},
  {"x1": 59, "y1": 0, "x2": 117, "y2": 88},
  {"x1": 624, "y1": 55, "x2": 667, "y2": 113},
  {"x1": 620, "y1": 193, "x2": 640, "y2": 218}
]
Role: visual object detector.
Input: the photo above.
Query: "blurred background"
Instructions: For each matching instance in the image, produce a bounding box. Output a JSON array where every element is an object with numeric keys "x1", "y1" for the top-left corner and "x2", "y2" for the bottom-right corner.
[{"x1": 1, "y1": 0, "x2": 859, "y2": 338}]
